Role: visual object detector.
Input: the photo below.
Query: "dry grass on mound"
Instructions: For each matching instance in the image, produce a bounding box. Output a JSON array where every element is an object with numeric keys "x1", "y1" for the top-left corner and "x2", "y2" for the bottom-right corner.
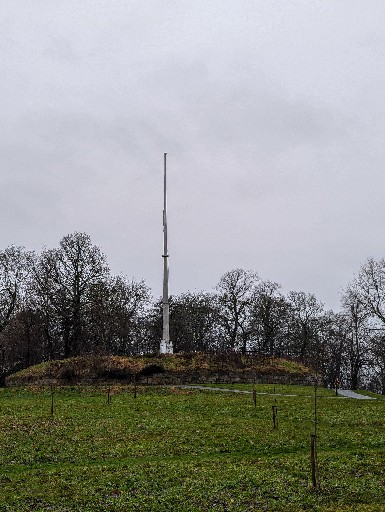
[{"x1": 6, "y1": 353, "x2": 310, "y2": 386}]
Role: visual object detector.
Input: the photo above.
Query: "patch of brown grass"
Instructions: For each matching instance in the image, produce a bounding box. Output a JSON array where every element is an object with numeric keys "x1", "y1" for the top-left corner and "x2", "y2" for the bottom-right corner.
[{"x1": 6, "y1": 352, "x2": 310, "y2": 386}]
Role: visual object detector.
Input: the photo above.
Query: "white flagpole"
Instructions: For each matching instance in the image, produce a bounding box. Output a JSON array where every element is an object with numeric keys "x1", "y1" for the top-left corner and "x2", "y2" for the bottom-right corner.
[{"x1": 160, "y1": 153, "x2": 173, "y2": 354}]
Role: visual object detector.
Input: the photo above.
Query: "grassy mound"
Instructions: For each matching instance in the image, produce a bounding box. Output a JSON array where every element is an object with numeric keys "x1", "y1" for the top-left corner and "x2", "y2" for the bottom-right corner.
[{"x1": 6, "y1": 353, "x2": 310, "y2": 386}]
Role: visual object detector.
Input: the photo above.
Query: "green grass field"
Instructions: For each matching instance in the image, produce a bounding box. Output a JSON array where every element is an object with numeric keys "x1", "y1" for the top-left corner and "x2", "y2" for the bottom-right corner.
[{"x1": 0, "y1": 384, "x2": 384, "y2": 511}]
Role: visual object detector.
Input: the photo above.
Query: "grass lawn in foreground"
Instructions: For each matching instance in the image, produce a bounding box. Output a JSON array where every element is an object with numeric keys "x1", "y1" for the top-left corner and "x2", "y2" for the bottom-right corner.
[{"x1": 0, "y1": 385, "x2": 384, "y2": 511}]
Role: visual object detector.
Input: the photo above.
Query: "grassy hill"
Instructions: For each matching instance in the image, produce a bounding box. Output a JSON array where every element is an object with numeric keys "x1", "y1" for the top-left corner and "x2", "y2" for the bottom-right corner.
[{"x1": 6, "y1": 353, "x2": 311, "y2": 386}]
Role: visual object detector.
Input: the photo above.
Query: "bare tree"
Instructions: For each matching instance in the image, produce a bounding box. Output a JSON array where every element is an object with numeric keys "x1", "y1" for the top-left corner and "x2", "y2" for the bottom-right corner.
[
  {"x1": 172, "y1": 292, "x2": 219, "y2": 352},
  {"x1": 341, "y1": 286, "x2": 371, "y2": 389},
  {"x1": 215, "y1": 269, "x2": 259, "y2": 353},
  {"x1": 0, "y1": 246, "x2": 33, "y2": 332},
  {"x1": 287, "y1": 291, "x2": 324, "y2": 361},
  {"x1": 144, "y1": 292, "x2": 220, "y2": 354},
  {"x1": 86, "y1": 275, "x2": 151, "y2": 355},
  {"x1": 33, "y1": 233, "x2": 109, "y2": 357},
  {"x1": 0, "y1": 308, "x2": 46, "y2": 373},
  {"x1": 368, "y1": 334, "x2": 385, "y2": 394},
  {"x1": 351, "y1": 258, "x2": 385, "y2": 325},
  {"x1": 250, "y1": 280, "x2": 290, "y2": 356},
  {"x1": 319, "y1": 311, "x2": 350, "y2": 388},
  {"x1": 0, "y1": 246, "x2": 34, "y2": 381},
  {"x1": 343, "y1": 258, "x2": 385, "y2": 389}
]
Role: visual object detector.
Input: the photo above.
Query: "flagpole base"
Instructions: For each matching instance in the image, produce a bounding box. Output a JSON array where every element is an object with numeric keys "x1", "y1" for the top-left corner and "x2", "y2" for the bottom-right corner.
[{"x1": 160, "y1": 340, "x2": 173, "y2": 354}]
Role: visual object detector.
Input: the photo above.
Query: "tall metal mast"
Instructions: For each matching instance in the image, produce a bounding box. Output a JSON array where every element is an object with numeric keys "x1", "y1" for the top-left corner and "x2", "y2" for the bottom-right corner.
[{"x1": 160, "y1": 153, "x2": 173, "y2": 354}]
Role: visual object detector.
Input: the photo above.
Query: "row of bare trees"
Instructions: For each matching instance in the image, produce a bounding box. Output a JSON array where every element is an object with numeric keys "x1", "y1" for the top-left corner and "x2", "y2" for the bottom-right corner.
[
  {"x1": 1, "y1": 233, "x2": 385, "y2": 392},
  {"x1": 0, "y1": 233, "x2": 150, "y2": 381},
  {"x1": 340, "y1": 258, "x2": 385, "y2": 393}
]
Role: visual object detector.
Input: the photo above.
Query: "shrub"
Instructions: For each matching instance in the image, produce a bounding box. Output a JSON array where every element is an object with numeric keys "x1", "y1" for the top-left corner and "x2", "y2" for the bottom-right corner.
[
  {"x1": 100, "y1": 367, "x2": 133, "y2": 380},
  {"x1": 139, "y1": 364, "x2": 165, "y2": 377}
]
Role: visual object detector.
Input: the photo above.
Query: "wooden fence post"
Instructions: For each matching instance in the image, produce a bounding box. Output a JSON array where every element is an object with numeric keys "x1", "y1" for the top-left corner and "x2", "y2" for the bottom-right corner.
[
  {"x1": 50, "y1": 384, "x2": 54, "y2": 416},
  {"x1": 272, "y1": 405, "x2": 278, "y2": 429},
  {"x1": 310, "y1": 434, "x2": 318, "y2": 488}
]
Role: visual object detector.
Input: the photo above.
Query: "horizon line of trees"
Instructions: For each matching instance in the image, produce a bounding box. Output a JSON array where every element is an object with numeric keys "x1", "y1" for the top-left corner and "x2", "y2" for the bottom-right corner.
[{"x1": 1, "y1": 232, "x2": 385, "y2": 393}]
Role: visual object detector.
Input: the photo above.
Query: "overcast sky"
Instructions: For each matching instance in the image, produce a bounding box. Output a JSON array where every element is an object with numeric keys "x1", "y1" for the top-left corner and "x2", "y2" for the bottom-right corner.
[{"x1": 1, "y1": 1, "x2": 385, "y2": 310}]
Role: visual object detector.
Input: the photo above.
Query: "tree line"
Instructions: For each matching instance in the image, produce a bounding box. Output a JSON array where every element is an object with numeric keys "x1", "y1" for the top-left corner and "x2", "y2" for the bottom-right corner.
[{"x1": 1, "y1": 232, "x2": 385, "y2": 392}]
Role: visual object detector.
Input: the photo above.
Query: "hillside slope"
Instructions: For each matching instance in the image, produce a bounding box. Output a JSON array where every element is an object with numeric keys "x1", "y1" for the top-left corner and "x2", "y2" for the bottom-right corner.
[{"x1": 6, "y1": 353, "x2": 311, "y2": 386}]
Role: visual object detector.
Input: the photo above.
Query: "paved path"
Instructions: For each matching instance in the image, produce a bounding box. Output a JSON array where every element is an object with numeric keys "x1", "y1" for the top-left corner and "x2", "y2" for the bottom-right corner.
[
  {"x1": 175, "y1": 385, "x2": 302, "y2": 398},
  {"x1": 337, "y1": 389, "x2": 375, "y2": 400},
  {"x1": 175, "y1": 385, "x2": 376, "y2": 400}
]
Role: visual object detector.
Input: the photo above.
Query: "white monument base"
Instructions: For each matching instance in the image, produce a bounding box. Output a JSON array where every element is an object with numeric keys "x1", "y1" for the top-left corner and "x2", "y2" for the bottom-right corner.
[{"x1": 160, "y1": 340, "x2": 173, "y2": 354}]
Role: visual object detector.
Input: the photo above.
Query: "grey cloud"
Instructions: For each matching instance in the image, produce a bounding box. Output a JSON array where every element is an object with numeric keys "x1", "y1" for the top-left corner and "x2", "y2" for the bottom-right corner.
[{"x1": 2, "y1": 1, "x2": 385, "y2": 311}]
